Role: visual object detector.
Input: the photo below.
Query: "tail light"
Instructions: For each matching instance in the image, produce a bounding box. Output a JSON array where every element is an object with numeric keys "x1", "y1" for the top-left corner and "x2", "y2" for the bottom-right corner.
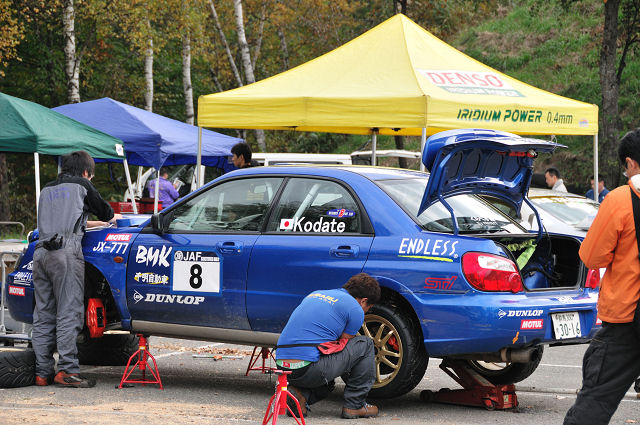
[
  {"x1": 462, "y1": 252, "x2": 523, "y2": 293},
  {"x1": 585, "y1": 269, "x2": 601, "y2": 289}
]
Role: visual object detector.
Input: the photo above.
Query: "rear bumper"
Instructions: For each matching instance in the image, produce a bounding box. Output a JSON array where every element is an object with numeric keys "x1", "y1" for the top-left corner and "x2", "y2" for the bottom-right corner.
[{"x1": 415, "y1": 289, "x2": 599, "y2": 357}]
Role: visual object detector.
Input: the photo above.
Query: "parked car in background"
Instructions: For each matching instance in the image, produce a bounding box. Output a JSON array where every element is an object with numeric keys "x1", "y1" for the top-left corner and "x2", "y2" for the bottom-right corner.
[{"x1": 6, "y1": 129, "x2": 600, "y2": 398}]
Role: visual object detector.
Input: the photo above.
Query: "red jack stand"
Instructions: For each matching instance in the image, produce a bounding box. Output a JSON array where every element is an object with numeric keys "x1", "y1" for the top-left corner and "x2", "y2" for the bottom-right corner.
[
  {"x1": 420, "y1": 358, "x2": 518, "y2": 410},
  {"x1": 118, "y1": 334, "x2": 163, "y2": 390},
  {"x1": 246, "y1": 346, "x2": 277, "y2": 375},
  {"x1": 262, "y1": 370, "x2": 306, "y2": 425}
]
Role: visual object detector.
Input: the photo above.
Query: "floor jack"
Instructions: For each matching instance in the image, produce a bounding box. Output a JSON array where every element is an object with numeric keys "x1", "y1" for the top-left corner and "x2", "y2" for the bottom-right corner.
[
  {"x1": 118, "y1": 334, "x2": 163, "y2": 390},
  {"x1": 420, "y1": 358, "x2": 518, "y2": 410},
  {"x1": 246, "y1": 346, "x2": 277, "y2": 375},
  {"x1": 262, "y1": 370, "x2": 305, "y2": 425}
]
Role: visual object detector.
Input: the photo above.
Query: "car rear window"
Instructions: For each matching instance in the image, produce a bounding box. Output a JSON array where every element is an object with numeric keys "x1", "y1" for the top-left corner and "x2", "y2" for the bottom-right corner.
[
  {"x1": 377, "y1": 178, "x2": 522, "y2": 234},
  {"x1": 531, "y1": 196, "x2": 599, "y2": 226}
]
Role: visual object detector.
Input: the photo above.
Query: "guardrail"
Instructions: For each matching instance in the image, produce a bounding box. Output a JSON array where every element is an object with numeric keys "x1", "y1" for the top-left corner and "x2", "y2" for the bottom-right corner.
[{"x1": 0, "y1": 221, "x2": 25, "y2": 238}]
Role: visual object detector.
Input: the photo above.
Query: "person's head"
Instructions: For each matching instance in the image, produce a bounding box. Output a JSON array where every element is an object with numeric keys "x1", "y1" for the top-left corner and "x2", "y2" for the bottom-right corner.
[
  {"x1": 61, "y1": 150, "x2": 95, "y2": 179},
  {"x1": 618, "y1": 128, "x2": 640, "y2": 178},
  {"x1": 343, "y1": 273, "x2": 381, "y2": 313},
  {"x1": 544, "y1": 167, "x2": 561, "y2": 188},
  {"x1": 159, "y1": 167, "x2": 170, "y2": 179},
  {"x1": 589, "y1": 175, "x2": 606, "y2": 191},
  {"x1": 231, "y1": 142, "x2": 252, "y2": 168}
]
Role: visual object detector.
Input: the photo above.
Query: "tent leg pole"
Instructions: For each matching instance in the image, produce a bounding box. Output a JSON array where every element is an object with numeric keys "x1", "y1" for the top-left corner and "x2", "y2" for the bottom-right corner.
[
  {"x1": 123, "y1": 159, "x2": 138, "y2": 214},
  {"x1": 593, "y1": 134, "x2": 599, "y2": 202},
  {"x1": 420, "y1": 128, "x2": 427, "y2": 172},
  {"x1": 371, "y1": 132, "x2": 377, "y2": 166},
  {"x1": 196, "y1": 126, "x2": 203, "y2": 189},
  {"x1": 154, "y1": 170, "x2": 160, "y2": 213},
  {"x1": 136, "y1": 166, "x2": 144, "y2": 197},
  {"x1": 34, "y1": 153, "x2": 40, "y2": 215}
]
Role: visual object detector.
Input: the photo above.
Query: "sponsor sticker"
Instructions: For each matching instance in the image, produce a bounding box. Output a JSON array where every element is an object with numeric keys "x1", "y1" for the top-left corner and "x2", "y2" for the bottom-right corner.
[
  {"x1": 279, "y1": 217, "x2": 346, "y2": 233},
  {"x1": 134, "y1": 272, "x2": 169, "y2": 285},
  {"x1": 135, "y1": 245, "x2": 172, "y2": 267},
  {"x1": 93, "y1": 241, "x2": 129, "y2": 254},
  {"x1": 521, "y1": 319, "x2": 544, "y2": 330},
  {"x1": 498, "y1": 309, "x2": 543, "y2": 319},
  {"x1": 24, "y1": 261, "x2": 33, "y2": 271},
  {"x1": 8, "y1": 286, "x2": 25, "y2": 296},
  {"x1": 105, "y1": 233, "x2": 132, "y2": 242},
  {"x1": 134, "y1": 291, "x2": 205, "y2": 306},
  {"x1": 424, "y1": 276, "x2": 457, "y2": 290},
  {"x1": 12, "y1": 271, "x2": 32, "y2": 283},
  {"x1": 326, "y1": 209, "x2": 355, "y2": 218},
  {"x1": 596, "y1": 317, "x2": 602, "y2": 326},
  {"x1": 398, "y1": 238, "x2": 459, "y2": 262}
]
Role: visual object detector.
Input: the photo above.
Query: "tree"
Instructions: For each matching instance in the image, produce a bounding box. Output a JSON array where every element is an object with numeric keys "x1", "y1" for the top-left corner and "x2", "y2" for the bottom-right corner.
[{"x1": 63, "y1": 0, "x2": 80, "y2": 102}]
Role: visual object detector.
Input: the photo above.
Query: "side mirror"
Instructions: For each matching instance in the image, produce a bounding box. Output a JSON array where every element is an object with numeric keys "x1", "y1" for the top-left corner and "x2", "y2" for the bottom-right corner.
[{"x1": 150, "y1": 213, "x2": 165, "y2": 235}]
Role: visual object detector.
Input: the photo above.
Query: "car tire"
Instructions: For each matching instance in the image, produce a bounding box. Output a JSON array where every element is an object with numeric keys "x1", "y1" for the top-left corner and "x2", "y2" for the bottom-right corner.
[
  {"x1": 77, "y1": 333, "x2": 140, "y2": 366},
  {"x1": 466, "y1": 346, "x2": 544, "y2": 385},
  {"x1": 0, "y1": 347, "x2": 35, "y2": 388},
  {"x1": 362, "y1": 304, "x2": 428, "y2": 399}
]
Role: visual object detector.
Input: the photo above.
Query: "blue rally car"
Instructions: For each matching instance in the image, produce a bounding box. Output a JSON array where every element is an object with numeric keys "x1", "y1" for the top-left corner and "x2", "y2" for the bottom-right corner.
[{"x1": 6, "y1": 129, "x2": 600, "y2": 398}]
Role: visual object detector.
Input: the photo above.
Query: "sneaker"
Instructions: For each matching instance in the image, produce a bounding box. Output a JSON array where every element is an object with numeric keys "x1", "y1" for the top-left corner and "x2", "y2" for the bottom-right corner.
[
  {"x1": 341, "y1": 403, "x2": 379, "y2": 419},
  {"x1": 286, "y1": 385, "x2": 308, "y2": 417},
  {"x1": 35, "y1": 375, "x2": 52, "y2": 386},
  {"x1": 54, "y1": 371, "x2": 96, "y2": 388}
]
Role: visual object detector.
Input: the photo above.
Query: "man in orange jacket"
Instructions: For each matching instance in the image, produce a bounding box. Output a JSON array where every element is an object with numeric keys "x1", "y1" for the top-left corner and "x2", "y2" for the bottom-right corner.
[{"x1": 564, "y1": 129, "x2": 640, "y2": 424}]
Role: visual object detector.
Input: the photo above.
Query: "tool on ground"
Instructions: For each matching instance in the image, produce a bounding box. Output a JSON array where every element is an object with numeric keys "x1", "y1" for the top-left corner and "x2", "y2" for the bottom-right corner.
[
  {"x1": 246, "y1": 346, "x2": 277, "y2": 375},
  {"x1": 118, "y1": 334, "x2": 163, "y2": 389},
  {"x1": 262, "y1": 370, "x2": 305, "y2": 425},
  {"x1": 192, "y1": 354, "x2": 244, "y2": 360},
  {"x1": 420, "y1": 358, "x2": 518, "y2": 410}
]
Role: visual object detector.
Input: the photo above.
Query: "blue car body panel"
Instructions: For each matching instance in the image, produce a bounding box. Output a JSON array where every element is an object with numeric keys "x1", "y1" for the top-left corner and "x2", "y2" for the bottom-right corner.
[{"x1": 6, "y1": 129, "x2": 599, "y2": 360}]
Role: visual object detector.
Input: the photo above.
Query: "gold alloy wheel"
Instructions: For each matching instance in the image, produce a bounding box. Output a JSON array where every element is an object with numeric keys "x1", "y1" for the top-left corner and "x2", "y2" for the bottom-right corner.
[{"x1": 361, "y1": 314, "x2": 403, "y2": 388}]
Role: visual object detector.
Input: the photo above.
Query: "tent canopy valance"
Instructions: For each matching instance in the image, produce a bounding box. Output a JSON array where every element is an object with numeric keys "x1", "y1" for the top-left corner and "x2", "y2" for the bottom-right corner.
[{"x1": 198, "y1": 14, "x2": 597, "y2": 137}]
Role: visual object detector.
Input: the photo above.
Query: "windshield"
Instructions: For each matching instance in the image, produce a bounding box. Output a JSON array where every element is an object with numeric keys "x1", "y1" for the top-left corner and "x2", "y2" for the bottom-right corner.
[
  {"x1": 377, "y1": 178, "x2": 523, "y2": 234},
  {"x1": 530, "y1": 196, "x2": 599, "y2": 226}
]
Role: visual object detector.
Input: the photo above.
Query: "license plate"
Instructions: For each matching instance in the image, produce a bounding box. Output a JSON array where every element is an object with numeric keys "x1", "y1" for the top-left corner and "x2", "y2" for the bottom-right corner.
[{"x1": 551, "y1": 312, "x2": 582, "y2": 339}]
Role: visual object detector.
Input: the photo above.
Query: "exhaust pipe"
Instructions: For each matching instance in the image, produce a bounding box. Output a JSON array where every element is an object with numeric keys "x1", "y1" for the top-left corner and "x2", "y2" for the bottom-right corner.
[{"x1": 452, "y1": 346, "x2": 541, "y2": 363}]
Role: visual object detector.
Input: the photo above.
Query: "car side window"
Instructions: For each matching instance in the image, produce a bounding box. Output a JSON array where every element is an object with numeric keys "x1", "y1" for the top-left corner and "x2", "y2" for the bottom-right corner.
[
  {"x1": 266, "y1": 178, "x2": 361, "y2": 233},
  {"x1": 167, "y1": 177, "x2": 283, "y2": 232}
]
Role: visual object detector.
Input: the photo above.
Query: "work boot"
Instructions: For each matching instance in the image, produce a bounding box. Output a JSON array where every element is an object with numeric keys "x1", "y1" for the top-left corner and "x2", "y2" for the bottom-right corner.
[
  {"x1": 341, "y1": 403, "x2": 379, "y2": 419},
  {"x1": 286, "y1": 385, "x2": 308, "y2": 417},
  {"x1": 35, "y1": 375, "x2": 52, "y2": 386},
  {"x1": 54, "y1": 371, "x2": 96, "y2": 388}
]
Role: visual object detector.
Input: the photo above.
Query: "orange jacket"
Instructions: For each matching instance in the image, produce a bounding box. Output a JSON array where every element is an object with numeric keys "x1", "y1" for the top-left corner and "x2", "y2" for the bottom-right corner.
[{"x1": 579, "y1": 183, "x2": 640, "y2": 323}]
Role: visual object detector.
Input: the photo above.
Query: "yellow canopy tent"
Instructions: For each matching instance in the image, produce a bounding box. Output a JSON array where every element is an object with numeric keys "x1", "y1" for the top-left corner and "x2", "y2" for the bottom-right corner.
[{"x1": 198, "y1": 14, "x2": 600, "y2": 196}]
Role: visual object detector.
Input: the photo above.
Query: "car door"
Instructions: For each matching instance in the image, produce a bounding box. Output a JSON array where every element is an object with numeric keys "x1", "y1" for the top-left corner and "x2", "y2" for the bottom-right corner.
[
  {"x1": 127, "y1": 176, "x2": 284, "y2": 329},
  {"x1": 246, "y1": 176, "x2": 374, "y2": 332}
]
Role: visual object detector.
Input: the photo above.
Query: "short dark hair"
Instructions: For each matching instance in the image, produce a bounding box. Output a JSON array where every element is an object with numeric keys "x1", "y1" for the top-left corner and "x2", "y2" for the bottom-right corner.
[
  {"x1": 589, "y1": 175, "x2": 605, "y2": 183},
  {"x1": 231, "y1": 142, "x2": 252, "y2": 163},
  {"x1": 618, "y1": 128, "x2": 640, "y2": 167},
  {"x1": 545, "y1": 167, "x2": 561, "y2": 178},
  {"x1": 160, "y1": 167, "x2": 170, "y2": 176},
  {"x1": 61, "y1": 150, "x2": 95, "y2": 177},
  {"x1": 343, "y1": 273, "x2": 381, "y2": 305}
]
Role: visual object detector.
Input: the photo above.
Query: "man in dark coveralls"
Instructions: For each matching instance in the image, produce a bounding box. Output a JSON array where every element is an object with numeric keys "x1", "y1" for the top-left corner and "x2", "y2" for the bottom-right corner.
[{"x1": 32, "y1": 151, "x2": 120, "y2": 388}]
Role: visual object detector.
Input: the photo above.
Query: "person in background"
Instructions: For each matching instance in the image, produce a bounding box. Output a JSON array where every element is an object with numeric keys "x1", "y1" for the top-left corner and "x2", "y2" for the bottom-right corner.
[
  {"x1": 146, "y1": 167, "x2": 180, "y2": 208},
  {"x1": 275, "y1": 273, "x2": 381, "y2": 419},
  {"x1": 585, "y1": 174, "x2": 609, "y2": 203},
  {"x1": 544, "y1": 167, "x2": 568, "y2": 192},
  {"x1": 563, "y1": 128, "x2": 640, "y2": 424},
  {"x1": 33, "y1": 151, "x2": 121, "y2": 388},
  {"x1": 230, "y1": 142, "x2": 257, "y2": 168}
]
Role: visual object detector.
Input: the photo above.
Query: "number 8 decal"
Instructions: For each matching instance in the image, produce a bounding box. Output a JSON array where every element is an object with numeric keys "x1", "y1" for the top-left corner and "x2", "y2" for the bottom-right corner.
[{"x1": 190, "y1": 264, "x2": 203, "y2": 289}]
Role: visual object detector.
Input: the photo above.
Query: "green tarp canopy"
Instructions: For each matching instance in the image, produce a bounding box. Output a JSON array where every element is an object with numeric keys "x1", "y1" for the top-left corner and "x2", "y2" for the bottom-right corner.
[{"x1": 0, "y1": 92, "x2": 124, "y2": 159}]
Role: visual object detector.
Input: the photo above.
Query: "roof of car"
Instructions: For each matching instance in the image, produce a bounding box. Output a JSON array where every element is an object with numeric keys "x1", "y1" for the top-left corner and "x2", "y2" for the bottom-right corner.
[
  {"x1": 528, "y1": 187, "x2": 592, "y2": 200},
  {"x1": 224, "y1": 164, "x2": 427, "y2": 181}
]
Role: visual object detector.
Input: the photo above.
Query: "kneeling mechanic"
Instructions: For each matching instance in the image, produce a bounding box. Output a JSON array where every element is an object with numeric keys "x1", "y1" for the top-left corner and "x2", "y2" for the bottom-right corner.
[{"x1": 275, "y1": 273, "x2": 381, "y2": 419}]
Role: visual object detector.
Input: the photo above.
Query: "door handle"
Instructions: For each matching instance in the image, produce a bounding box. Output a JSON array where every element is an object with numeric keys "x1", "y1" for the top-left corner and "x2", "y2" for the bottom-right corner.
[
  {"x1": 216, "y1": 241, "x2": 243, "y2": 254},
  {"x1": 330, "y1": 245, "x2": 359, "y2": 258}
]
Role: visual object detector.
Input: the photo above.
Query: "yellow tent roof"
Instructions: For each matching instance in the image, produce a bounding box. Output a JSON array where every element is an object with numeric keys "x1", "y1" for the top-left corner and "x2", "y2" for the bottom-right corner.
[{"x1": 198, "y1": 14, "x2": 598, "y2": 136}]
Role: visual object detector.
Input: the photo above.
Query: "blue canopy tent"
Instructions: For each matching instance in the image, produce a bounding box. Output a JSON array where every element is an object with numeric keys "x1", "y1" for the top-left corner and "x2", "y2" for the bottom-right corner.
[{"x1": 53, "y1": 98, "x2": 242, "y2": 212}]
